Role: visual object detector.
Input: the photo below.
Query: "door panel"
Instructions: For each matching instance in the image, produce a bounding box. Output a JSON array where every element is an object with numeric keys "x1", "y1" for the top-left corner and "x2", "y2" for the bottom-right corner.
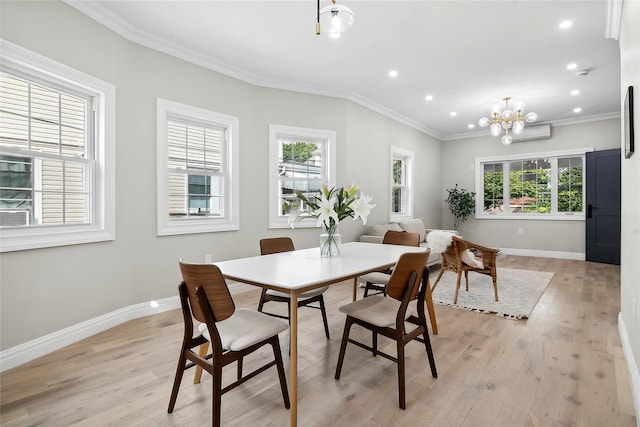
[{"x1": 585, "y1": 149, "x2": 621, "y2": 264}]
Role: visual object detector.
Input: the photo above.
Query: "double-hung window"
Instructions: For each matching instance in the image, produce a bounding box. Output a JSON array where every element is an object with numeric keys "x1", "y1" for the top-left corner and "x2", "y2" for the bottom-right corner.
[
  {"x1": 390, "y1": 146, "x2": 413, "y2": 221},
  {"x1": 268, "y1": 125, "x2": 335, "y2": 228},
  {"x1": 0, "y1": 40, "x2": 115, "y2": 252},
  {"x1": 157, "y1": 99, "x2": 239, "y2": 235},
  {"x1": 475, "y1": 148, "x2": 591, "y2": 220}
]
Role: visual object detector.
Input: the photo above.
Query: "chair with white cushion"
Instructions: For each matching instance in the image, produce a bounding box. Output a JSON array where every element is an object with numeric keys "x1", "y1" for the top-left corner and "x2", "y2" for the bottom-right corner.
[
  {"x1": 257, "y1": 237, "x2": 330, "y2": 340},
  {"x1": 168, "y1": 259, "x2": 290, "y2": 427},
  {"x1": 360, "y1": 230, "x2": 421, "y2": 297},
  {"x1": 431, "y1": 236, "x2": 499, "y2": 304},
  {"x1": 334, "y1": 250, "x2": 438, "y2": 409}
]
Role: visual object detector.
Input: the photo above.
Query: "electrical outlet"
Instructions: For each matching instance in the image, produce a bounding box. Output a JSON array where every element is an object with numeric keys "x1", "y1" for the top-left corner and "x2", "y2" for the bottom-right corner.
[
  {"x1": 205, "y1": 254, "x2": 212, "y2": 263},
  {"x1": 518, "y1": 228, "x2": 524, "y2": 235}
]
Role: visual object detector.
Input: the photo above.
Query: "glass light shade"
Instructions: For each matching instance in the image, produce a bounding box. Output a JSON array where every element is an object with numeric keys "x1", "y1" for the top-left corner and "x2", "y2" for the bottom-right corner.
[
  {"x1": 513, "y1": 102, "x2": 525, "y2": 113},
  {"x1": 525, "y1": 112, "x2": 538, "y2": 123},
  {"x1": 501, "y1": 120, "x2": 512, "y2": 129},
  {"x1": 478, "y1": 117, "x2": 490, "y2": 127},
  {"x1": 490, "y1": 123, "x2": 502, "y2": 136},
  {"x1": 501, "y1": 134, "x2": 513, "y2": 145},
  {"x1": 319, "y1": 4, "x2": 355, "y2": 33},
  {"x1": 490, "y1": 104, "x2": 501, "y2": 115},
  {"x1": 513, "y1": 120, "x2": 524, "y2": 135},
  {"x1": 501, "y1": 109, "x2": 513, "y2": 119}
]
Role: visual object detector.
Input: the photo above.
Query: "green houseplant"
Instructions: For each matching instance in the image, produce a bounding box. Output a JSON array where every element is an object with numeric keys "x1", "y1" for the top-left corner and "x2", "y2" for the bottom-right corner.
[{"x1": 445, "y1": 184, "x2": 475, "y2": 230}]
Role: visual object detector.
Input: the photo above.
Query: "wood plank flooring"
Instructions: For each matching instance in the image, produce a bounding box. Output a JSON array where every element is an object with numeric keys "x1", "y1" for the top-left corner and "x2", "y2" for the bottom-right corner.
[{"x1": 1, "y1": 256, "x2": 636, "y2": 426}]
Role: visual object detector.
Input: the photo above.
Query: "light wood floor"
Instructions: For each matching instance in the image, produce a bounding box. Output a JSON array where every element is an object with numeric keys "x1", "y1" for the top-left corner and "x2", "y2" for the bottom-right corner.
[{"x1": 1, "y1": 256, "x2": 636, "y2": 426}]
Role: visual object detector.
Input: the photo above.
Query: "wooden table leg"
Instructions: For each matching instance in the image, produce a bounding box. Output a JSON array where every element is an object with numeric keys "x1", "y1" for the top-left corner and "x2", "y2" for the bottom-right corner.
[
  {"x1": 352, "y1": 277, "x2": 358, "y2": 301},
  {"x1": 290, "y1": 289, "x2": 299, "y2": 427},
  {"x1": 425, "y1": 279, "x2": 438, "y2": 335}
]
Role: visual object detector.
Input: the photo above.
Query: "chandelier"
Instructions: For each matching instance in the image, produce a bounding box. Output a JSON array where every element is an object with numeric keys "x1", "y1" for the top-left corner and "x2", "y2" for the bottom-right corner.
[
  {"x1": 478, "y1": 97, "x2": 538, "y2": 145},
  {"x1": 316, "y1": 0, "x2": 355, "y2": 36}
]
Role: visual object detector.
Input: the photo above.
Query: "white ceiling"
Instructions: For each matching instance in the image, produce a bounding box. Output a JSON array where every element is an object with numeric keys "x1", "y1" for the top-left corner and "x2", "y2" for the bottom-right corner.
[{"x1": 66, "y1": 0, "x2": 621, "y2": 140}]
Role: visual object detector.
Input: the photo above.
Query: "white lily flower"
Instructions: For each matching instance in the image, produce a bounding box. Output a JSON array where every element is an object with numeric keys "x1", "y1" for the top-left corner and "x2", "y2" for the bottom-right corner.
[
  {"x1": 352, "y1": 193, "x2": 376, "y2": 225},
  {"x1": 314, "y1": 194, "x2": 339, "y2": 228}
]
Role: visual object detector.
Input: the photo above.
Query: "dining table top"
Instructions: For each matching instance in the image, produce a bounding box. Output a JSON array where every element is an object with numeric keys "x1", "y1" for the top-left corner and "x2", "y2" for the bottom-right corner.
[{"x1": 213, "y1": 241, "x2": 428, "y2": 292}]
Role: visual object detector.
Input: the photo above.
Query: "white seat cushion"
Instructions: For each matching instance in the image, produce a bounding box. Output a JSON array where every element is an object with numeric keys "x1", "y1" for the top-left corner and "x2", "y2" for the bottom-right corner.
[
  {"x1": 199, "y1": 308, "x2": 288, "y2": 351},
  {"x1": 461, "y1": 249, "x2": 484, "y2": 268},
  {"x1": 339, "y1": 296, "x2": 416, "y2": 328},
  {"x1": 359, "y1": 272, "x2": 391, "y2": 285},
  {"x1": 265, "y1": 286, "x2": 328, "y2": 299}
]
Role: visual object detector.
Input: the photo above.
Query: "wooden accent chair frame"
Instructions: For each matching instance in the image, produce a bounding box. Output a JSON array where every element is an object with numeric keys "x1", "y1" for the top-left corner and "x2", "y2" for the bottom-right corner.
[
  {"x1": 431, "y1": 236, "x2": 499, "y2": 305},
  {"x1": 168, "y1": 260, "x2": 290, "y2": 427},
  {"x1": 335, "y1": 251, "x2": 438, "y2": 409},
  {"x1": 257, "y1": 237, "x2": 330, "y2": 340}
]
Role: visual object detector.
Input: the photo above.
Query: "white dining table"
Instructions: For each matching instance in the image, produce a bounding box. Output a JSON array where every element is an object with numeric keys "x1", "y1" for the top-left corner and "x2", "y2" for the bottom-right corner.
[{"x1": 214, "y1": 241, "x2": 427, "y2": 427}]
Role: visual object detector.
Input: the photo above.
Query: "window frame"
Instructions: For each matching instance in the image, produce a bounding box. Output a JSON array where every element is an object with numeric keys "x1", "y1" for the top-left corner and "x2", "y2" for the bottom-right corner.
[
  {"x1": 268, "y1": 124, "x2": 336, "y2": 229},
  {"x1": 0, "y1": 40, "x2": 115, "y2": 252},
  {"x1": 474, "y1": 148, "x2": 592, "y2": 221},
  {"x1": 156, "y1": 98, "x2": 239, "y2": 236},
  {"x1": 390, "y1": 146, "x2": 414, "y2": 222}
]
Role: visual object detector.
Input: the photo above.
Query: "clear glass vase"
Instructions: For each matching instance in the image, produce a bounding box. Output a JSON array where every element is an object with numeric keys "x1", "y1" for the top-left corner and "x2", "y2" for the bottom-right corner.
[{"x1": 320, "y1": 224, "x2": 341, "y2": 258}]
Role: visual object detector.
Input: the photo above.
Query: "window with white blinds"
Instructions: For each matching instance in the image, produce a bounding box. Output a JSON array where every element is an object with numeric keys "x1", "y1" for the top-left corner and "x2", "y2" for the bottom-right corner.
[
  {"x1": 0, "y1": 40, "x2": 115, "y2": 252},
  {"x1": 268, "y1": 125, "x2": 335, "y2": 228},
  {"x1": 0, "y1": 71, "x2": 91, "y2": 226},
  {"x1": 157, "y1": 99, "x2": 239, "y2": 235}
]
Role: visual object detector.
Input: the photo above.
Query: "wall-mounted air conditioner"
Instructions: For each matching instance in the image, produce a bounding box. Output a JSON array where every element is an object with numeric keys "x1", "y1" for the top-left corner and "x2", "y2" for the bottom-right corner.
[{"x1": 512, "y1": 123, "x2": 551, "y2": 143}]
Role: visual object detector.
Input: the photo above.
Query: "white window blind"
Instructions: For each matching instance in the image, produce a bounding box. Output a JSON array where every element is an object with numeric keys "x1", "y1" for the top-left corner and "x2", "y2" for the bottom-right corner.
[
  {"x1": 0, "y1": 71, "x2": 92, "y2": 226},
  {"x1": 0, "y1": 40, "x2": 115, "y2": 252},
  {"x1": 157, "y1": 98, "x2": 239, "y2": 235}
]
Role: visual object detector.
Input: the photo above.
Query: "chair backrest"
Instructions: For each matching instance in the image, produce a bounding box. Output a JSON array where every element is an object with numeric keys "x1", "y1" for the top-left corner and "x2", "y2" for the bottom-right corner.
[
  {"x1": 179, "y1": 259, "x2": 235, "y2": 323},
  {"x1": 382, "y1": 230, "x2": 420, "y2": 247},
  {"x1": 260, "y1": 237, "x2": 295, "y2": 255},
  {"x1": 386, "y1": 250, "x2": 430, "y2": 301}
]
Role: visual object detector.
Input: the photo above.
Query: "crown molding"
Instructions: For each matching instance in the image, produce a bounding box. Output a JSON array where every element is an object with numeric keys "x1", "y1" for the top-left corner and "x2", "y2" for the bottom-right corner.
[{"x1": 64, "y1": 1, "x2": 439, "y2": 139}]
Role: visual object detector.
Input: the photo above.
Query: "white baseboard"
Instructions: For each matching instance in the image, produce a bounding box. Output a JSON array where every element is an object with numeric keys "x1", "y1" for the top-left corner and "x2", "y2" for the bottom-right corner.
[
  {"x1": 0, "y1": 295, "x2": 180, "y2": 372},
  {"x1": 500, "y1": 247, "x2": 585, "y2": 260},
  {"x1": 0, "y1": 282, "x2": 256, "y2": 373},
  {"x1": 618, "y1": 312, "x2": 640, "y2": 426}
]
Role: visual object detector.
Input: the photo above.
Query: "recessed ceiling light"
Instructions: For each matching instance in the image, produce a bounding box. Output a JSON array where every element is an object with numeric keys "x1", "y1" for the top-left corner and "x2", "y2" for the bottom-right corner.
[
  {"x1": 566, "y1": 63, "x2": 578, "y2": 70},
  {"x1": 450, "y1": 112, "x2": 457, "y2": 117},
  {"x1": 468, "y1": 124, "x2": 475, "y2": 129},
  {"x1": 425, "y1": 94, "x2": 433, "y2": 101},
  {"x1": 388, "y1": 70, "x2": 398, "y2": 78},
  {"x1": 559, "y1": 20, "x2": 573, "y2": 29},
  {"x1": 573, "y1": 107, "x2": 582, "y2": 113},
  {"x1": 571, "y1": 89, "x2": 580, "y2": 96}
]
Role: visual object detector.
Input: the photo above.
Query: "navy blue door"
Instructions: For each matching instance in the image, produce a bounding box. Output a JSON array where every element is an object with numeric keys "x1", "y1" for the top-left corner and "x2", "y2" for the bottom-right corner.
[{"x1": 585, "y1": 148, "x2": 621, "y2": 264}]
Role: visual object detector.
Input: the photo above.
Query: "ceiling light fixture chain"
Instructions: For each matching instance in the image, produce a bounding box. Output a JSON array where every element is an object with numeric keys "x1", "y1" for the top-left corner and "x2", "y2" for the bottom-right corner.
[
  {"x1": 316, "y1": 0, "x2": 355, "y2": 36},
  {"x1": 478, "y1": 97, "x2": 537, "y2": 145}
]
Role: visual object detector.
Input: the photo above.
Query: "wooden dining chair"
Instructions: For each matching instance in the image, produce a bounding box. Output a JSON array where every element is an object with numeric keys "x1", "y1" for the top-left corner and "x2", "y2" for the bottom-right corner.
[
  {"x1": 360, "y1": 230, "x2": 421, "y2": 297},
  {"x1": 334, "y1": 250, "x2": 438, "y2": 409},
  {"x1": 257, "y1": 237, "x2": 330, "y2": 340},
  {"x1": 168, "y1": 259, "x2": 290, "y2": 427},
  {"x1": 431, "y1": 236, "x2": 499, "y2": 304},
  {"x1": 359, "y1": 230, "x2": 438, "y2": 334}
]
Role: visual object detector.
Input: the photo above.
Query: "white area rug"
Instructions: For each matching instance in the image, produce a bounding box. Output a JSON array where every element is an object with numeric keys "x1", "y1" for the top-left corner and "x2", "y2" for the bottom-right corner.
[{"x1": 430, "y1": 268, "x2": 554, "y2": 320}]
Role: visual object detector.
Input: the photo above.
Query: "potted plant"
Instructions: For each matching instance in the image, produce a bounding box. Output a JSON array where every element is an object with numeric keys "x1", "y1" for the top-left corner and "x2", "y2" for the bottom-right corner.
[{"x1": 445, "y1": 184, "x2": 475, "y2": 230}]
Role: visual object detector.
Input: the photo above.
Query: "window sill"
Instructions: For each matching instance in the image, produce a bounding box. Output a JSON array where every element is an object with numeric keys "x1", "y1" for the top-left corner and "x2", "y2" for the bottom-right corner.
[{"x1": 475, "y1": 213, "x2": 585, "y2": 221}]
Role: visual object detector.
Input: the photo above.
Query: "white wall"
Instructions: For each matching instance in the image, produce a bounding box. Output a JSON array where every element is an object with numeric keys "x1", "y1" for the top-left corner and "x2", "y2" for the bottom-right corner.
[
  {"x1": 440, "y1": 119, "x2": 620, "y2": 254},
  {"x1": 618, "y1": 0, "x2": 640, "y2": 413},
  {"x1": 0, "y1": 1, "x2": 441, "y2": 352}
]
